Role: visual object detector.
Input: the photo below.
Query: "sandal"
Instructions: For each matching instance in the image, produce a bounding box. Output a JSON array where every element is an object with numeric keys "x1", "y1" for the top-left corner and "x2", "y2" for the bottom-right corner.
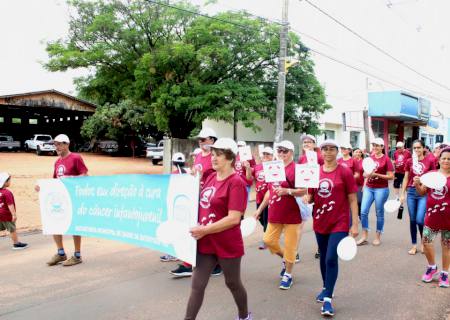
[
  {"x1": 356, "y1": 239, "x2": 368, "y2": 246},
  {"x1": 408, "y1": 247, "x2": 417, "y2": 255},
  {"x1": 372, "y1": 239, "x2": 381, "y2": 246}
]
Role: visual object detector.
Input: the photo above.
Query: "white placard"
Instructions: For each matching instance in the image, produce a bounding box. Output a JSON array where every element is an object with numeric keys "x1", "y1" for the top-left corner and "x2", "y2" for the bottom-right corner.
[
  {"x1": 263, "y1": 160, "x2": 286, "y2": 183},
  {"x1": 306, "y1": 150, "x2": 318, "y2": 164},
  {"x1": 258, "y1": 144, "x2": 265, "y2": 157},
  {"x1": 412, "y1": 152, "x2": 419, "y2": 168},
  {"x1": 295, "y1": 163, "x2": 320, "y2": 188},
  {"x1": 238, "y1": 145, "x2": 253, "y2": 161}
]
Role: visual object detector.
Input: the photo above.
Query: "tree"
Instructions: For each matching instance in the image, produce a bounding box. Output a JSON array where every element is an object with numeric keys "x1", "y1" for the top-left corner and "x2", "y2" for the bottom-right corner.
[{"x1": 46, "y1": 0, "x2": 330, "y2": 139}]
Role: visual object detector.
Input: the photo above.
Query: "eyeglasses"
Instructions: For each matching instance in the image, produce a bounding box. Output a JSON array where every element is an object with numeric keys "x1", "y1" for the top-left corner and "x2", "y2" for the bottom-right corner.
[
  {"x1": 198, "y1": 138, "x2": 207, "y2": 142},
  {"x1": 277, "y1": 148, "x2": 290, "y2": 154},
  {"x1": 262, "y1": 152, "x2": 272, "y2": 156}
]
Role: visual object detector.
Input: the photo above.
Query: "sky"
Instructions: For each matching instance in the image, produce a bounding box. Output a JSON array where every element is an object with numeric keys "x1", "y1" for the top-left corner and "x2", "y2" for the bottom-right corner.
[{"x1": 1, "y1": 0, "x2": 449, "y2": 119}]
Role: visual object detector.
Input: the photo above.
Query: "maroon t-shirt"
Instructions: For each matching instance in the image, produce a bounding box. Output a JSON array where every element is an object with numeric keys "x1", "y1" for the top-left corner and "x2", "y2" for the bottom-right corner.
[
  {"x1": 268, "y1": 161, "x2": 301, "y2": 224},
  {"x1": 53, "y1": 153, "x2": 88, "y2": 178},
  {"x1": 297, "y1": 150, "x2": 324, "y2": 165},
  {"x1": 404, "y1": 157, "x2": 436, "y2": 187},
  {"x1": 310, "y1": 165, "x2": 358, "y2": 234},
  {"x1": 393, "y1": 149, "x2": 411, "y2": 174},
  {"x1": 366, "y1": 155, "x2": 394, "y2": 188},
  {"x1": 235, "y1": 155, "x2": 253, "y2": 186},
  {"x1": 425, "y1": 173, "x2": 450, "y2": 230},
  {"x1": 194, "y1": 152, "x2": 214, "y2": 187},
  {"x1": 253, "y1": 164, "x2": 268, "y2": 205},
  {"x1": 0, "y1": 188, "x2": 15, "y2": 222},
  {"x1": 354, "y1": 158, "x2": 365, "y2": 186},
  {"x1": 337, "y1": 157, "x2": 356, "y2": 174},
  {"x1": 197, "y1": 172, "x2": 248, "y2": 258}
]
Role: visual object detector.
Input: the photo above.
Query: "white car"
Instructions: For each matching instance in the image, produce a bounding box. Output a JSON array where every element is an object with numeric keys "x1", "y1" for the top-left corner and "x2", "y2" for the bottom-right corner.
[
  {"x1": 24, "y1": 134, "x2": 56, "y2": 156},
  {"x1": 146, "y1": 141, "x2": 164, "y2": 165}
]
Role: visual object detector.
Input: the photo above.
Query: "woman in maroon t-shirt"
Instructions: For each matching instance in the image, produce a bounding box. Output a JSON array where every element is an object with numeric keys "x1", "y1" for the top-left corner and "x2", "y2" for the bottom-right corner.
[
  {"x1": 400, "y1": 140, "x2": 436, "y2": 255},
  {"x1": 357, "y1": 138, "x2": 394, "y2": 246},
  {"x1": 254, "y1": 140, "x2": 307, "y2": 290},
  {"x1": 308, "y1": 139, "x2": 359, "y2": 316},
  {"x1": 185, "y1": 138, "x2": 251, "y2": 320},
  {"x1": 415, "y1": 147, "x2": 450, "y2": 288},
  {"x1": 352, "y1": 148, "x2": 365, "y2": 217}
]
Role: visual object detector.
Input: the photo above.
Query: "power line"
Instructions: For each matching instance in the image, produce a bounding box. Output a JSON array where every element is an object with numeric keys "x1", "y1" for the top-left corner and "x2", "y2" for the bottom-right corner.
[{"x1": 301, "y1": 0, "x2": 450, "y2": 93}]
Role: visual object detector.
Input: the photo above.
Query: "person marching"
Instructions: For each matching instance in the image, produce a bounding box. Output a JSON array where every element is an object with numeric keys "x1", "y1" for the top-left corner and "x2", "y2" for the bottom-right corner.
[
  {"x1": 170, "y1": 128, "x2": 223, "y2": 277},
  {"x1": 235, "y1": 141, "x2": 255, "y2": 197},
  {"x1": 35, "y1": 134, "x2": 88, "y2": 266},
  {"x1": 307, "y1": 139, "x2": 359, "y2": 317},
  {"x1": 393, "y1": 141, "x2": 411, "y2": 213},
  {"x1": 400, "y1": 140, "x2": 436, "y2": 255},
  {"x1": 352, "y1": 148, "x2": 365, "y2": 217},
  {"x1": 252, "y1": 146, "x2": 274, "y2": 249},
  {"x1": 337, "y1": 142, "x2": 358, "y2": 180},
  {"x1": 357, "y1": 138, "x2": 394, "y2": 246},
  {"x1": 254, "y1": 140, "x2": 306, "y2": 290},
  {"x1": 415, "y1": 147, "x2": 450, "y2": 288},
  {"x1": 184, "y1": 138, "x2": 251, "y2": 320}
]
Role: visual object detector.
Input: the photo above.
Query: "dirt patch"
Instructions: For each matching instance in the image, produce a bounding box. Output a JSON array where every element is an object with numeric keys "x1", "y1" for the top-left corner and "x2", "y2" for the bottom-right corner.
[{"x1": 1, "y1": 152, "x2": 163, "y2": 232}]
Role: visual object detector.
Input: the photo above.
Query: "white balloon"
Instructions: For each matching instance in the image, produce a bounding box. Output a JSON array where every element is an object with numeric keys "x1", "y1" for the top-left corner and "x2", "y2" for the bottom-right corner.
[
  {"x1": 240, "y1": 217, "x2": 257, "y2": 238},
  {"x1": 362, "y1": 157, "x2": 377, "y2": 174},
  {"x1": 337, "y1": 236, "x2": 357, "y2": 261},
  {"x1": 384, "y1": 199, "x2": 401, "y2": 213},
  {"x1": 420, "y1": 171, "x2": 447, "y2": 190}
]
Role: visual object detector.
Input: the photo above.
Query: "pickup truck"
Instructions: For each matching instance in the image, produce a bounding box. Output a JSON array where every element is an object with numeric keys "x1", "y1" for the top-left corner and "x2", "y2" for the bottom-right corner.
[
  {"x1": 0, "y1": 135, "x2": 20, "y2": 151},
  {"x1": 146, "y1": 140, "x2": 164, "y2": 165},
  {"x1": 24, "y1": 134, "x2": 56, "y2": 155}
]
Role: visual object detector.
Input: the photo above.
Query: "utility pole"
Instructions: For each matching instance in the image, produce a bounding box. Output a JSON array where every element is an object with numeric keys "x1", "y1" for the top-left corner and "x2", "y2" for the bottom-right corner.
[{"x1": 274, "y1": 0, "x2": 289, "y2": 143}]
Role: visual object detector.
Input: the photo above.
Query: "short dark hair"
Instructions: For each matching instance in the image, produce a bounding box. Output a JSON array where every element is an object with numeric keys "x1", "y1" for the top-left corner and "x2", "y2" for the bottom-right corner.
[{"x1": 211, "y1": 148, "x2": 236, "y2": 166}]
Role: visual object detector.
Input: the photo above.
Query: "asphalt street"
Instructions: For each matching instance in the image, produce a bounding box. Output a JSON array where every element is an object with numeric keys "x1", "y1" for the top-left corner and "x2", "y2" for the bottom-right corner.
[{"x1": 1, "y1": 204, "x2": 450, "y2": 320}]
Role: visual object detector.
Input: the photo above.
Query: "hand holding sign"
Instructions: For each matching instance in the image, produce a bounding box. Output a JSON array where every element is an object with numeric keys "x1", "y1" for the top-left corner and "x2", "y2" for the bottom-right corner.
[
  {"x1": 263, "y1": 160, "x2": 286, "y2": 183},
  {"x1": 295, "y1": 163, "x2": 320, "y2": 188}
]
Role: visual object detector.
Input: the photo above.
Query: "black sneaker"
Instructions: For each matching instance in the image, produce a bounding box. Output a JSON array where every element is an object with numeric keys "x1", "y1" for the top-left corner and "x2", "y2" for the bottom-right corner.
[
  {"x1": 170, "y1": 264, "x2": 193, "y2": 278},
  {"x1": 211, "y1": 265, "x2": 223, "y2": 276},
  {"x1": 12, "y1": 242, "x2": 28, "y2": 250}
]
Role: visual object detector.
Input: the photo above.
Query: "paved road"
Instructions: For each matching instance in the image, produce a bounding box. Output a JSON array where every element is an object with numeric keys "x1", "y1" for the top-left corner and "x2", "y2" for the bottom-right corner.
[{"x1": 1, "y1": 205, "x2": 450, "y2": 320}]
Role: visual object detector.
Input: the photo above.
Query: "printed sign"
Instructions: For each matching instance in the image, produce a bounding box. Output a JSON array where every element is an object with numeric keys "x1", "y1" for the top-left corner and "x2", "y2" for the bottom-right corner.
[
  {"x1": 238, "y1": 145, "x2": 253, "y2": 161},
  {"x1": 38, "y1": 174, "x2": 199, "y2": 266},
  {"x1": 262, "y1": 160, "x2": 286, "y2": 183},
  {"x1": 306, "y1": 150, "x2": 318, "y2": 164},
  {"x1": 295, "y1": 163, "x2": 320, "y2": 188}
]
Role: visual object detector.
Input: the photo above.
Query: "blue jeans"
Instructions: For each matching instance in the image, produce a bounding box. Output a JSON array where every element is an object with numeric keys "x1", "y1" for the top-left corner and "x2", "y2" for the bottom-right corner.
[
  {"x1": 406, "y1": 187, "x2": 426, "y2": 245},
  {"x1": 361, "y1": 187, "x2": 389, "y2": 233},
  {"x1": 315, "y1": 232, "x2": 348, "y2": 299}
]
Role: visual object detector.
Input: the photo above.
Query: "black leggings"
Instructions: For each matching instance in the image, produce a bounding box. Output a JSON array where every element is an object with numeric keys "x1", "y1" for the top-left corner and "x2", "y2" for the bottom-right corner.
[{"x1": 184, "y1": 253, "x2": 248, "y2": 320}]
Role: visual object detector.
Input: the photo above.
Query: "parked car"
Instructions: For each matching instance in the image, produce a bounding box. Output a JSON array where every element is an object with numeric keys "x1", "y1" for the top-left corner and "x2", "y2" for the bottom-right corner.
[
  {"x1": 95, "y1": 140, "x2": 119, "y2": 155},
  {"x1": 0, "y1": 135, "x2": 20, "y2": 151},
  {"x1": 146, "y1": 140, "x2": 164, "y2": 165},
  {"x1": 118, "y1": 136, "x2": 148, "y2": 157},
  {"x1": 24, "y1": 134, "x2": 56, "y2": 156}
]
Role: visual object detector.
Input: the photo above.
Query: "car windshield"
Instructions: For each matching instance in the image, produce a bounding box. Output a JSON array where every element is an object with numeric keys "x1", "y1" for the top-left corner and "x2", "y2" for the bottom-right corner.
[{"x1": 37, "y1": 136, "x2": 52, "y2": 141}]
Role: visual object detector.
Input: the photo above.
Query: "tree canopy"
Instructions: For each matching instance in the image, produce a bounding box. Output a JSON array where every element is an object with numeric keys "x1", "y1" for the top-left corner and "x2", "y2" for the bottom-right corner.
[{"x1": 46, "y1": 0, "x2": 330, "y2": 139}]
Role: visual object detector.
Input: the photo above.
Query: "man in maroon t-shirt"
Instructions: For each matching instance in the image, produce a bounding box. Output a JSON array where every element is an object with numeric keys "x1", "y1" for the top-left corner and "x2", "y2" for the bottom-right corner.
[
  {"x1": 393, "y1": 141, "x2": 411, "y2": 199},
  {"x1": 36, "y1": 134, "x2": 88, "y2": 267}
]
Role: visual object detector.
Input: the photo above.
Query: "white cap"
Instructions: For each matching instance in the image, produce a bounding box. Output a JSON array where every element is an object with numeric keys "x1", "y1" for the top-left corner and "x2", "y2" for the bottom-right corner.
[
  {"x1": 212, "y1": 138, "x2": 239, "y2": 155},
  {"x1": 237, "y1": 140, "x2": 246, "y2": 147},
  {"x1": 197, "y1": 127, "x2": 217, "y2": 139},
  {"x1": 340, "y1": 142, "x2": 352, "y2": 149},
  {"x1": 54, "y1": 134, "x2": 70, "y2": 143},
  {"x1": 277, "y1": 140, "x2": 295, "y2": 151},
  {"x1": 0, "y1": 172, "x2": 10, "y2": 188},
  {"x1": 372, "y1": 137, "x2": 385, "y2": 146},
  {"x1": 172, "y1": 152, "x2": 185, "y2": 163},
  {"x1": 320, "y1": 139, "x2": 339, "y2": 149},
  {"x1": 396, "y1": 141, "x2": 404, "y2": 148},
  {"x1": 191, "y1": 148, "x2": 202, "y2": 155},
  {"x1": 262, "y1": 146, "x2": 274, "y2": 154},
  {"x1": 301, "y1": 134, "x2": 316, "y2": 143}
]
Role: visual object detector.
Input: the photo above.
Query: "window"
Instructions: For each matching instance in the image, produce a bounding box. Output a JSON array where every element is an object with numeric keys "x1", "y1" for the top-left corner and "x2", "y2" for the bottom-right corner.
[
  {"x1": 323, "y1": 130, "x2": 335, "y2": 140},
  {"x1": 371, "y1": 119, "x2": 384, "y2": 138},
  {"x1": 75, "y1": 116, "x2": 79, "y2": 120},
  {"x1": 0, "y1": 117, "x2": 4, "y2": 123},
  {"x1": 12, "y1": 118, "x2": 21, "y2": 124},
  {"x1": 350, "y1": 131, "x2": 360, "y2": 147},
  {"x1": 29, "y1": 119, "x2": 38, "y2": 125}
]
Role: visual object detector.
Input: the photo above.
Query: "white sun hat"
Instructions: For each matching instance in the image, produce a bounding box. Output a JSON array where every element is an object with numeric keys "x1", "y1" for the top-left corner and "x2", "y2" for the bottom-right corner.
[
  {"x1": 172, "y1": 152, "x2": 186, "y2": 163},
  {"x1": 372, "y1": 137, "x2": 385, "y2": 146},
  {"x1": 212, "y1": 138, "x2": 239, "y2": 155},
  {"x1": 340, "y1": 142, "x2": 352, "y2": 149},
  {"x1": 301, "y1": 134, "x2": 316, "y2": 143},
  {"x1": 197, "y1": 128, "x2": 217, "y2": 139},
  {"x1": 320, "y1": 139, "x2": 339, "y2": 149},
  {"x1": 54, "y1": 134, "x2": 70, "y2": 143},
  {"x1": 277, "y1": 140, "x2": 295, "y2": 151},
  {"x1": 262, "y1": 146, "x2": 274, "y2": 154},
  {"x1": 0, "y1": 172, "x2": 10, "y2": 188},
  {"x1": 396, "y1": 141, "x2": 404, "y2": 148}
]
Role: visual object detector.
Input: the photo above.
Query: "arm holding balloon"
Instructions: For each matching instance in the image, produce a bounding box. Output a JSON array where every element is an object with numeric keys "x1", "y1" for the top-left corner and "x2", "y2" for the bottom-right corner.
[
  {"x1": 399, "y1": 171, "x2": 410, "y2": 204},
  {"x1": 414, "y1": 176, "x2": 427, "y2": 196},
  {"x1": 371, "y1": 170, "x2": 394, "y2": 181},
  {"x1": 348, "y1": 193, "x2": 359, "y2": 238},
  {"x1": 190, "y1": 210, "x2": 243, "y2": 240}
]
